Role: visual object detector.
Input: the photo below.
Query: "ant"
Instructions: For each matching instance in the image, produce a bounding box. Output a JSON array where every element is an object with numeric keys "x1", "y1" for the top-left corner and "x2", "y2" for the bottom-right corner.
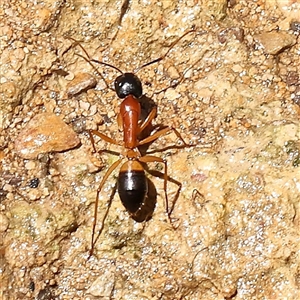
[{"x1": 67, "y1": 28, "x2": 200, "y2": 256}]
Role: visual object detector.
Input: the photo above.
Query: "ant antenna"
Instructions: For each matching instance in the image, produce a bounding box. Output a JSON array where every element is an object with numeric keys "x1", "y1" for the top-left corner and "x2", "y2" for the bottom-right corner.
[
  {"x1": 134, "y1": 27, "x2": 197, "y2": 73},
  {"x1": 153, "y1": 47, "x2": 209, "y2": 95},
  {"x1": 151, "y1": 29, "x2": 208, "y2": 95},
  {"x1": 90, "y1": 58, "x2": 123, "y2": 75},
  {"x1": 110, "y1": 0, "x2": 131, "y2": 43},
  {"x1": 64, "y1": 27, "x2": 206, "y2": 96},
  {"x1": 64, "y1": 36, "x2": 123, "y2": 91},
  {"x1": 131, "y1": 27, "x2": 208, "y2": 96}
]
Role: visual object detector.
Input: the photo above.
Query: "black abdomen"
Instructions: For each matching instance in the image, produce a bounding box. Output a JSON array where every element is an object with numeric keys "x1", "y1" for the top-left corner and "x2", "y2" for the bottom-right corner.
[{"x1": 118, "y1": 161, "x2": 148, "y2": 214}]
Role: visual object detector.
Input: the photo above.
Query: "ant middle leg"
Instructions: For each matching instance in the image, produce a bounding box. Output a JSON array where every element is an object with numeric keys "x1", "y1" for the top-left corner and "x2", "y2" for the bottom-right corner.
[
  {"x1": 138, "y1": 125, "x2": 189, "y2": 147},
  {"x1": 89, "y1": 129, "x2": 120, "y2": 153},
  {"x1": 138, "y1": 106, "x2": 157, "y2": 133},
  {"x1": 136, "y1": 106, "x2": 189, "y2": 148}
]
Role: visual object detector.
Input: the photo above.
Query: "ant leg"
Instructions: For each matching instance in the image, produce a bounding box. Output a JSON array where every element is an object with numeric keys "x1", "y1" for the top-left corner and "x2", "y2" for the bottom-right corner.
[
  {"x1": 138, "y1": 125, "x2": 189, "y2": 147},
  {"x1": 139, "y1": 155, "x2": 172, "y2": 222},
  {"x1": 192, "y1": 189, "x2": 205, "y2": 202},
  {"x1": 138, "y1": 106, "x2": 157, "y2": 134},
  {"x1": 145, "y1": 165, "x2": 182, "y2": 219},
  {"x1": 191, "y1": 189, "x2": 210, "y2": 211},
  {"x1": 89, "y1": 129, "x2": 120, "y2": 153},
  {"x1": 90, "y1": 158, "x2": 123, "y2": 257}
]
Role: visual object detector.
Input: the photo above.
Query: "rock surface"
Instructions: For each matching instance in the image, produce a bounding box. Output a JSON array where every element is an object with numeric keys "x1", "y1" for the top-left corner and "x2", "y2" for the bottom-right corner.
[{"x1": 1, "y1": 0, "x2": 300, "y2": 299}]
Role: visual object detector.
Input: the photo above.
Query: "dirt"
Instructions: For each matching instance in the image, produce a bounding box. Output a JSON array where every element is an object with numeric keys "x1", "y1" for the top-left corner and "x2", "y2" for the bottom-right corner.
[{"x1": 1, "y1": 0, "x2": 300, "y2": 299}]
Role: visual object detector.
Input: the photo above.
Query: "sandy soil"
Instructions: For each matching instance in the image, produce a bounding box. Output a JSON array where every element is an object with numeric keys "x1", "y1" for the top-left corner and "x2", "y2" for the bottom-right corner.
[{"x1": 1, "y1": 0, "x2": 300, "y2": 299}]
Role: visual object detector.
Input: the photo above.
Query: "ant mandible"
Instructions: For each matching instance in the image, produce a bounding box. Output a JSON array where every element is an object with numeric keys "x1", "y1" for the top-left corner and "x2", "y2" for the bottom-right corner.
[{"x1": 68, "y1": 29, "x2": 197, "y2": 256}]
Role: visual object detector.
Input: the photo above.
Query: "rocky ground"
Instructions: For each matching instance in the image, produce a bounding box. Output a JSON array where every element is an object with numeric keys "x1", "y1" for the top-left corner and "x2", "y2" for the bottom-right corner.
[{"x1": 1, "y1": 0, "x2": 300, "y2": 299}]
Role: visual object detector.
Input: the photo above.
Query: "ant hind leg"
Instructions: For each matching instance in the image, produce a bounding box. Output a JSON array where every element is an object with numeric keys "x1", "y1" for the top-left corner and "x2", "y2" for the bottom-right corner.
[
  {"x1": 139, "y1": 155, "x2": 181, "y2": 228},
  {"x1": 89, "y1": 158, "x2": 123, "y2": 258}
]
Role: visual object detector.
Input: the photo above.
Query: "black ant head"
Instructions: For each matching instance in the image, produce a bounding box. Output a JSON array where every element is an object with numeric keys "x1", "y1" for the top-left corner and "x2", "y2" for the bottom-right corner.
[{"x1": 114, "y1": 73, "x2": 143, "y2": 99}]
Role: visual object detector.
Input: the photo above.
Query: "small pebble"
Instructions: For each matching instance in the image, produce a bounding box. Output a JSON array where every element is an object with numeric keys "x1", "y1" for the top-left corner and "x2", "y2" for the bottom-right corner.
[
  {"x1": 253, "y1": 32, "x2": 296, "y2": 55},
  {"x1": 27, "y1": 189, "x2": 41, "y2": 201},
  {"x1": 218, "y1": 27, "x2": 244, "y2": 43},
  {"x1": 79, "y1": 100, "x2": 91, "y2": 111},
  {"x1": 25, "y1": 161, "x2": 36, "y2": 170},
  {"x1": 66, "y1": 72, "x2": 97, "y2": 97},
  {"x1": 3, "y1": 184, "x2": 13, "y2": 192},
  {"x1": 14, "y1": 113, "x2": 80, "y2": 159},
  {"x1": 29, "y1": 178, "x2": 40, "y2": 188},
  {"x1": 0, "y1": 213, "x2": 9, "y2": 232},
  {"x1": 164, "y1": 88, "x2": 180, "y2": 101},
  {"x1": 29, "y1": 281, "x2": 35, "y2": 292},
  {"x1": 37, "y1": 287, "x2": 54, "y2": 300},
  {"x1": 290, "y1": 21, "x2": 300, "y2": 32},
  {"x1": 89, "y1": 104, "x2": 98, "y2": 116}
]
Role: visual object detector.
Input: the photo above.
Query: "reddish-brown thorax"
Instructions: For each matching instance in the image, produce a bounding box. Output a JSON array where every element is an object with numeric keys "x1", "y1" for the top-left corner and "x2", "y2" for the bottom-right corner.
[{"x1": 119, "y1": 95, "x2": 141, "y2": 149}]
